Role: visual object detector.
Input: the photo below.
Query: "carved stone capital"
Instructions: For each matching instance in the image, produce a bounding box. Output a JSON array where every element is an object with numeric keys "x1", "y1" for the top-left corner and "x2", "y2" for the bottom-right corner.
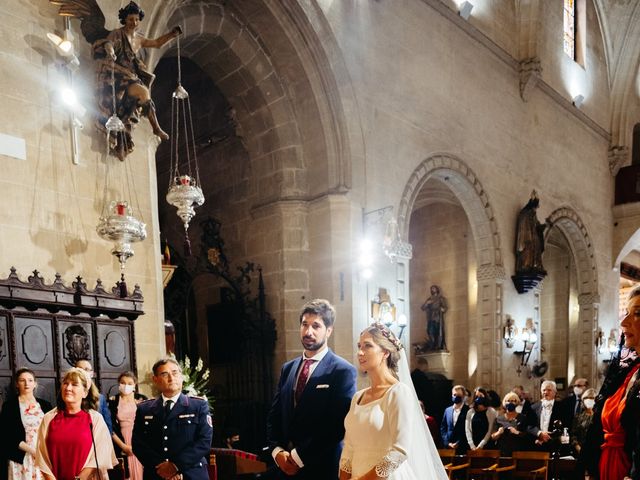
[
  {"x1": 608, "y1": 145, "x2": 629, "y2": 176},
  {"x1": 519, "y1": 58, "x2": 542, "y2": 102},
  {"x1": 578, "y1": 293, "x2": 600, "y2": 306},
  {"x1": 477, "y1": 264, "x2": 507, "y2": 282}
]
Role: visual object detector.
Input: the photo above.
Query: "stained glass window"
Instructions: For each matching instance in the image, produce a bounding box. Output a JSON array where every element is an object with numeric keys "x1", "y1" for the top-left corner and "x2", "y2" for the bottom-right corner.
[{"x1": 563, "y1": 0, "x2": 575, "y2": 59}]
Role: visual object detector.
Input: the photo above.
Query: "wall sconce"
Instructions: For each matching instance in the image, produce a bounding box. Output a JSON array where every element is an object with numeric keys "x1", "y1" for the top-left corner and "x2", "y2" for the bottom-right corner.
[
  {"x1": 503, "y1": 315, "x2": 518, "y2": 348},
  {"x1": 397, "y1": 313, "x2": 407, "y2": 339},
  {"x1": 603, "y1": 329, "x2": 619, "y2": 363},
  {"x1": 572, "y1": 94, "x2": 585, "y2": 108},
  {"x1": 595, "y1": 328, "x2": 605, "y2": 354},
  {"x1": 459, "y1": 1, "x2": 474, "y2": 20},
  {"x1": 371, "y1": 288, "x2": 407, "y2": 339},
  {"x1": 514, "y1": 321, "x2": 537, "y2": 367}
]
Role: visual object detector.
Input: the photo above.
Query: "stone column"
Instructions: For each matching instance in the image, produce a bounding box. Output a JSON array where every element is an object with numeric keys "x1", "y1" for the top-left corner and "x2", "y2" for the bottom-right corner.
[
  {"x1": 578, "y1": 293, "x2": 600, "y2": 385},
  {"x1": 475, "y1": 264, "x2": 506, "y2": 390}
]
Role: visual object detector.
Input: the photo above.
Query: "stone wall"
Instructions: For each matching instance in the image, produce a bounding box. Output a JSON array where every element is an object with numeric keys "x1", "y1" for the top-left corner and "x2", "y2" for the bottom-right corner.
[{"x1": 0, "y1": 1, "x2": 166, "y2": 389}]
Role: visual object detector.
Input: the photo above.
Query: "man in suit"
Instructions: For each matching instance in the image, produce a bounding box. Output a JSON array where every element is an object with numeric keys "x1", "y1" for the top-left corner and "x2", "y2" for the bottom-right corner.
[
  {"x1": 527, "y1": 380, "x2": 564, "y2": 452},
  {"x1": 512, "y1": 384, "x2": 533, "y2": 417},
  {"x1": 560, "y1": 377, "x2": 588, "y2": 432},
  {"x1": 267, "y1": 299, "x2": 357, "y2": 479},
  {"x1": 133, "y1": 358, "x2": 213, "y2": 480},
  {"x1": 440, "y1": 384, "x2": 470, "y2": 454}
]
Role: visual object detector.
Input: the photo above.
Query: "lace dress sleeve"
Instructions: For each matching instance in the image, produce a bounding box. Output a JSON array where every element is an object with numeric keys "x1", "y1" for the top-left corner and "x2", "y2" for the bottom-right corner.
[
  {"x1": 371, "y1": 384, "x2": 416, "y2": 477},
  {"x1": 339, "y1": 393, "x2": 358, "y2": 475}
]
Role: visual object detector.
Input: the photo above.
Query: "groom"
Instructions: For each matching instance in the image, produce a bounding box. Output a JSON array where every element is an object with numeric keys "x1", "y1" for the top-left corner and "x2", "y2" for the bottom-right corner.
[{"x1": 267, "y1": 299, "x2": 357, "y2": 479}]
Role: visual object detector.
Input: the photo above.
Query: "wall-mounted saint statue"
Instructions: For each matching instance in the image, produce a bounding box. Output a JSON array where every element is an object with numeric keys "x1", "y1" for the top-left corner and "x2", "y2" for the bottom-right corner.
[
  {"x1": 421, "y1": 285, "x2": 448, "y2": 351},
  {"x1": 515, "y1": 190, "x2": 547, "y2": 275},
  {"x1": 512, "y1": 190, "x2": 547, "y2": 293},
  {"x1": 51, "y1": 1, "x2": 182, "y2": 159}
]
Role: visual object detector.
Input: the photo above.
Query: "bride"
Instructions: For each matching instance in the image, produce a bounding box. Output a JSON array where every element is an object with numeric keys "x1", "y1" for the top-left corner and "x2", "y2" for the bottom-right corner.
[{"x1": 339, "y1": 323, "x2": 448, "y2": 480}]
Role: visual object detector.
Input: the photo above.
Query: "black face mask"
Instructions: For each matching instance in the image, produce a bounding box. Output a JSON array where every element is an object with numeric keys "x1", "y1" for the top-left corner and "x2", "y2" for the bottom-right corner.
[
  {"x1": 452, "y1": 395, "x2": 463, "y2": 404},
  {"x1": 474, "y1": 397, "x2": 486, "y2": 406},
  {"x1": 505, "y1": 402, "x2": 517, "y2": 412}
]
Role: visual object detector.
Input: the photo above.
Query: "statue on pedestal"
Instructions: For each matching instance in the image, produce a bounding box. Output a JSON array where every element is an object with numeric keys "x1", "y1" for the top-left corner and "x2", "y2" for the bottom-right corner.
[{"x1": 421, "y1": 285, "x2": 448, "y2": 351}]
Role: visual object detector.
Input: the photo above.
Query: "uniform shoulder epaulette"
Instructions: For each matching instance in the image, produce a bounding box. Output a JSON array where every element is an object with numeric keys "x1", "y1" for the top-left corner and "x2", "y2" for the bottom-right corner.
[
  {"x1": 188, "y1": 394, "x2": 207, "y2": 401},
  {"x1": 108, "y1": 395, "x2": 116, "y2": 401},
  {"x1": 139, "y1": 398, "x2": 156, "y2": 405}
]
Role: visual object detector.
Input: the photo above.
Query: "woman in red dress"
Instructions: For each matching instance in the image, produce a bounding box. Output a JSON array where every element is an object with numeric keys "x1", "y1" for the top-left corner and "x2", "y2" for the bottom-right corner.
[
  {"x1": 35, "y1": 367, "x2": 117, "y2": 480},
  {"x1": 584, "y1": 289, "x2": 640, "y2": 480}
]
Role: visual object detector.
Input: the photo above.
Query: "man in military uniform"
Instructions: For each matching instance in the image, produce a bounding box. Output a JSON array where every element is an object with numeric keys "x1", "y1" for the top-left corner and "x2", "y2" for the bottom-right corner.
[{"x1": 133, "y1": 358, "x2": 213, "y2": 480}]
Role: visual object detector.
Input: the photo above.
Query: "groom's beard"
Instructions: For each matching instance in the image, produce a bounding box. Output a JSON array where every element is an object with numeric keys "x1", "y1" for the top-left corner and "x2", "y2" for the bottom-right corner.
[{"x1": 302, "y1": 336, "x2": 326, "y2": 351}]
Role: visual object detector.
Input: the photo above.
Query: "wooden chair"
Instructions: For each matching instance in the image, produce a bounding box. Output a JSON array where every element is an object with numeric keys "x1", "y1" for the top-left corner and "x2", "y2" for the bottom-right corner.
[
  {"x1": 465, "y1": 449, "x2": 501, "y2": 480},
  {"x1": 438, "y1": 448, "x2": 470, "y2": 479},
  {"x1": 208, "y1": 450, "x2": 218, "y2": 480},
  {"x1": 491, "y1": 451, "x2": 549, "y2": 480}
]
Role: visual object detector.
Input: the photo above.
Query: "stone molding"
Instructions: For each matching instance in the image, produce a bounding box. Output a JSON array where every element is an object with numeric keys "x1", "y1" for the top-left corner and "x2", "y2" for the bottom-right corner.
[
  {"x1": 519, "y1": 57, "x2": 542, "y2": 102},
  {"x1": 477, "y1": 264, "x2": 507, "y2": 281},
  {"x1": 545, "y1": 206, "x2": 598, "y2": 294},
  {"x1": 608, "y1": 145, "x2": 629, "y2": 176},
  {"x1": 578, "y1": 293, "x2": 601, "y2": 306},
  {"x1": 397, "y1": 153, "x2": 503, "y2": 269}
]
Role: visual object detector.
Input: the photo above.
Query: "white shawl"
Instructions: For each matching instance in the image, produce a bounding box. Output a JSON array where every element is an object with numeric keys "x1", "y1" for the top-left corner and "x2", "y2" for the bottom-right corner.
[{"x1": 36, "y1": 408, "x2": 118, "y2": 479}]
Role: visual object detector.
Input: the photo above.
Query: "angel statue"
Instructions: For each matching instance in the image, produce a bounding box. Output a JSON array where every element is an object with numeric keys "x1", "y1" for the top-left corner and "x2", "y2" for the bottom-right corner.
[{"x1": 50, "y1": 1, "x2": 182, "y2": 160}]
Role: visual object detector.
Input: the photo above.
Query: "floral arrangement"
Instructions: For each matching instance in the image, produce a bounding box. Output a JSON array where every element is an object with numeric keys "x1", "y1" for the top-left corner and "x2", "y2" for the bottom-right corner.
[{"x1": 178, "y1": 355, "x2": 214, "y2": 412}]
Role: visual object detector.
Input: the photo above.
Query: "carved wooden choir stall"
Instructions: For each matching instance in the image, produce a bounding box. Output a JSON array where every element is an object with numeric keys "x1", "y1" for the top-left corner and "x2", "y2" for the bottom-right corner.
[{"x1": 0, "y1": 267, "x2": 142, "y2": 406}]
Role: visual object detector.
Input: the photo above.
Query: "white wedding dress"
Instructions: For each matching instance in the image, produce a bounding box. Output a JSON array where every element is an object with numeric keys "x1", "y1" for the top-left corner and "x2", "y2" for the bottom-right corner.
[{"x1": 340, "y1": 380, "x2": 448, "y2": 479}]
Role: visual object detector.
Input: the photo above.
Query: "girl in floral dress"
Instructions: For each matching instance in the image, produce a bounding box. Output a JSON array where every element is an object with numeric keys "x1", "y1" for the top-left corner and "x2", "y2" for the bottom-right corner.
[{"x1": 0, "y1": 368, "x2": 51, "y2": 480}]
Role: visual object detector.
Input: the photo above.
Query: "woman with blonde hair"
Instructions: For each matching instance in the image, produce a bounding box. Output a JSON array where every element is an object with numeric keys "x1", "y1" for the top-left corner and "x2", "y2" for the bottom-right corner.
[
  {"x1": 490, "y1": 391, "x2": 530, "y2": 455},
  {"x1": 339, "y1": 323, "x2": 447, "y2": 480},
  {"x1": 36, "y1": 368, "x2": 117, "y2": 480}
]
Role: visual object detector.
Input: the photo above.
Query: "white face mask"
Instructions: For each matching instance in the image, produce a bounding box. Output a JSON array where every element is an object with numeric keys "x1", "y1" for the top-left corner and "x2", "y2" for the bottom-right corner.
[
  {"x1": 573, "y1": 386, "x2": 585, "y2": 397},
  {"x1": 119, "y1": 384, "x2": 135, "y2": 395},
  {"x1": 583, "y1": 399, "x2": 595, "y2": 410}
]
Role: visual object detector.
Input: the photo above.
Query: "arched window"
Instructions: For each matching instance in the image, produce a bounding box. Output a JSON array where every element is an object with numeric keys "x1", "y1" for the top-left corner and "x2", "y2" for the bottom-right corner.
[{"x1": 564, "y1": 0, "x2": 586, "y2": 66}]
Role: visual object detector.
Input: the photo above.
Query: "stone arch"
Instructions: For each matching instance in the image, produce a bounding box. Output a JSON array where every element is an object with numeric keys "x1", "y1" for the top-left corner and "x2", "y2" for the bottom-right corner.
[
  {"x1": 143, "y1": 1, "x2": 359, "y2": 204},
  {"x1": 141, "y1": 1, "x2": 364, "y2": 367},
  {"x1": 397, "y1": 153, "x2": 505, "y2": 388},
  {"x1": 398, "y1": 154, "x2": 503, "y2": 270},
  {"x1": 545, "y1": 206, "x2": 599, "y2": 382}
]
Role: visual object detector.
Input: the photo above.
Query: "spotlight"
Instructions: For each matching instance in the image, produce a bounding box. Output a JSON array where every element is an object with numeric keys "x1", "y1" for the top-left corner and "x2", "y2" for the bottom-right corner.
[
  {"x1": 47, "y1": 32, "x2": 73, "y2": 55},
  {"x1": 47, "y1": 31, "x2": 79, "y2": 71},
  {"x1": 572, "y1": 94, "x2": 584, "y2": 108},
  {"x1": 60, "y1": 87, "x2": 86, "y2": 118},
  {"x1": 459, "y1": 1, "x2": 474, "y2": 20}
]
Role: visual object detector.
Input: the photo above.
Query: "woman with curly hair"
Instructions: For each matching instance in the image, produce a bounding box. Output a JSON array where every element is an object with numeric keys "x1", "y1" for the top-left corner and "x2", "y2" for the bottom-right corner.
[{"x1": 35, "y1": 368, "x2": 117, "y2": 480}]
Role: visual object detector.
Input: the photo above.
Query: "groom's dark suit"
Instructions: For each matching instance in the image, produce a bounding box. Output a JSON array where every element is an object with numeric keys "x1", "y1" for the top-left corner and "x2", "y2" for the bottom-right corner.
[{"x1": 267, "y1": 348, "x2": 356, "y2": 479}]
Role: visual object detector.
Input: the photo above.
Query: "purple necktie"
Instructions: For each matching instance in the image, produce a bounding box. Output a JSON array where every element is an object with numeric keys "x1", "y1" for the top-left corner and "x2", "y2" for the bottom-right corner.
[{"x1": 294, "y1": 359, "x2": 315, "y2": 404}]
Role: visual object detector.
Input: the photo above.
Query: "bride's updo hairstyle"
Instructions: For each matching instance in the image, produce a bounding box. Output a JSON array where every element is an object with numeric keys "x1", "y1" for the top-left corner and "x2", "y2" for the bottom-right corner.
[{"x1": 361, "y1": 323, "x2": 403, "y2": 378}]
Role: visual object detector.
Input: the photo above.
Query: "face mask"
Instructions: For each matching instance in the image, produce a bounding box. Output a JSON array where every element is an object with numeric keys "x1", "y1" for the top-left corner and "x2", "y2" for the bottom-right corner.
[
  {"x1": 474, "y1": 397, "x2": 486, "y2": 406},
  {"x1": 505, "y1": 402, "x2": 517, "y2": 412},
  {"x1": 515, "y1": 404, "x2": 523, "y2": 413},
  {"x1": 119, "y1": 384, "x2": 135, "y2": 395},
  {"x1": 573, "y1": 386, "x2": 585, "y2": 397},
  {"x1": 452, "y1": 395, "x2": 463, "y2": 404},
  {"x1": 583, "y1": 399, "x2": 595, "y2": 410}
]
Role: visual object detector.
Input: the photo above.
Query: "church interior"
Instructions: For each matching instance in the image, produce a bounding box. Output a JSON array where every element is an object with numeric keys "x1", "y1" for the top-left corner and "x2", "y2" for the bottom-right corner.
[{"x1": 1, "y1": 0, "x2": 640, "y2": 458}]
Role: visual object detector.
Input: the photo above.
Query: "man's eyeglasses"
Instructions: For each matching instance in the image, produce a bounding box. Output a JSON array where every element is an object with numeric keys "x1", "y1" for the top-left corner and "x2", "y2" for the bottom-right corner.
[{"x1": 157, "y1": 370, "x2": 181, "y2": 378}]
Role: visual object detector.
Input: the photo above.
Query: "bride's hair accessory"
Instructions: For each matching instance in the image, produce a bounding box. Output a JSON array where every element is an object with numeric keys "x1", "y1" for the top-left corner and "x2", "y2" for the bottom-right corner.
[{"x1": 372, "y1": 322, "x2": 403, "y2": 351}]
